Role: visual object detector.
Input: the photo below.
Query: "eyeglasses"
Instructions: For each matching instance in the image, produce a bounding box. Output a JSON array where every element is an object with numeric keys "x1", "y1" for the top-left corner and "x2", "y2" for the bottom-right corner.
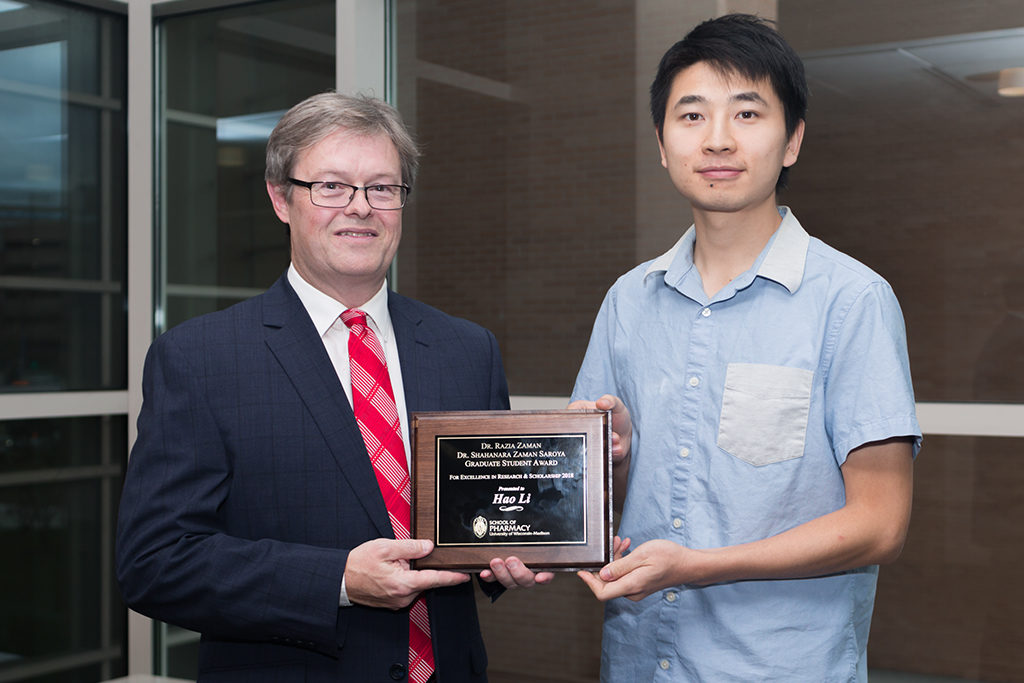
[{"x1": 287, "y1": 178, "x2": 410, "y2": 210}]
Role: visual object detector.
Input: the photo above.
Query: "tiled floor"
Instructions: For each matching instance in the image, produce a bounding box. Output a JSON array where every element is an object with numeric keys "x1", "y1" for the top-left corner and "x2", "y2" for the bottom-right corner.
[
  {"x1": 487, "y1": 671, "x2": 986, "y2": 683},
  {"x1": 104, "y1": 668, "x2": 987, "y2": 682},
  {"x1": 869, "y1": 672, "x2": 981, "y2": 683}
]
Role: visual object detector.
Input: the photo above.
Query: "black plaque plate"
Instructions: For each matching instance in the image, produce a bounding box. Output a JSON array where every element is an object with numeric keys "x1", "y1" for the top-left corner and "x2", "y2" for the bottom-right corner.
[{"x1": 411, "y1": 410, "x2": 612, "y2": 571}]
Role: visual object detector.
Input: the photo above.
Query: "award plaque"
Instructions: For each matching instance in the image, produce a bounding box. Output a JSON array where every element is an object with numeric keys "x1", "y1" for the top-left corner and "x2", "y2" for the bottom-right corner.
[{"x1": 410, "y1": 409, "x2": 612, "y2": 571}]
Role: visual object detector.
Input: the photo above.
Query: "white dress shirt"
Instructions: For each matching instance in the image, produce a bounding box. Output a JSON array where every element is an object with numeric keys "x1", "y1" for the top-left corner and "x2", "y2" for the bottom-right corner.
[{"x1": 286, "y1": 264, "x2": 412, "y2": 606}]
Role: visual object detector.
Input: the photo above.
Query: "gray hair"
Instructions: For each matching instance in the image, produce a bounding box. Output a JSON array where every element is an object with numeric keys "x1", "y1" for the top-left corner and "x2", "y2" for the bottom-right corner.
[{"x1": 265, "y1": 92, "x2": 420, "y2": 197}]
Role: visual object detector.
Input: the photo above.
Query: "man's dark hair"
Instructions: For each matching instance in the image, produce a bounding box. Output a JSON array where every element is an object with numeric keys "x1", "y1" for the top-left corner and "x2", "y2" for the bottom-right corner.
[{"x1": 650, "y1": 14, "x2": 808, "y2": 191}]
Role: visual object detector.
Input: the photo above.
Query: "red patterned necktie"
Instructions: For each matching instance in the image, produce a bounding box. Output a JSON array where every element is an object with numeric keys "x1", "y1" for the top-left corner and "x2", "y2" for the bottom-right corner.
[{"x1": 341, "y1": 309, "x2": 434, "y2": 683}]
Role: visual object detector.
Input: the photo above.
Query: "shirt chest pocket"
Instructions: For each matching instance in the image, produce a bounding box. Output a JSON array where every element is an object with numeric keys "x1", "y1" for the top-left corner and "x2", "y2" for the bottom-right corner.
[{"x1": 717, "y1": 363, "x2": 813, "y2": 467}]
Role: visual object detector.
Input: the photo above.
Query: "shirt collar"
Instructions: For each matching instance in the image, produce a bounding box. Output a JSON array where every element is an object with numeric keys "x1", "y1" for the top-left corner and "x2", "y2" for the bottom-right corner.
[
  {"x1": 287, "y1": 264, "x2": 393, "y2": 341},
  {"x1": 643, "y1": 206, "x2": 809, "y2": 294},
  {"x1": 644, "y1": 227, "x2": 695, "y2": 282},
  {"x1": 756, "y1": 207, "x2": 809, "y2": 294}
]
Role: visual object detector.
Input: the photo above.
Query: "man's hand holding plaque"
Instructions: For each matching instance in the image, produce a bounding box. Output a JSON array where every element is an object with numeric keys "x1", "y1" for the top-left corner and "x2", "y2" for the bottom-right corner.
[{"x1": 480, "y1": 556, "x2": 555, "y2": 589}]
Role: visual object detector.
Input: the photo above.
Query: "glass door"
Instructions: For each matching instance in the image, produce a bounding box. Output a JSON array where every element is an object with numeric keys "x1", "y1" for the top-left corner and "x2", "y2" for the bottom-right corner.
[
  {"x1": 152, "y1": 0, "x2": 335, "y2": 674},
  {"x1": 0, "y1": 0, "x2": 129, "y2": 680}
]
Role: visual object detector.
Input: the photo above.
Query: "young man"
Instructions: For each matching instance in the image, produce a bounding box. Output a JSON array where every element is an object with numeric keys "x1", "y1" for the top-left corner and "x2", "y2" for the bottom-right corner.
[
  {"x1": 571, "y1": 15, "x2": 921, "y2": 681},
  {"x1": 117, "y1": 93, "x2": 551, "y2": 683}
]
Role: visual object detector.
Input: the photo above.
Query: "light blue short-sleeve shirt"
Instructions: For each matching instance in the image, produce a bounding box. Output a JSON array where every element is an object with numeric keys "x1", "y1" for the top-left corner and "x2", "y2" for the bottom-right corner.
[{"x1": 572, "y1": 208, "x2": 921, "y2": 683}]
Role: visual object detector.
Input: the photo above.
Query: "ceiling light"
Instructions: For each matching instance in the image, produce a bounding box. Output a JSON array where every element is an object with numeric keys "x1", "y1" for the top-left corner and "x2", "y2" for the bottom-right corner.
[{"x1": 997, "y1": 67, "x2": 1024, "y2": 97}]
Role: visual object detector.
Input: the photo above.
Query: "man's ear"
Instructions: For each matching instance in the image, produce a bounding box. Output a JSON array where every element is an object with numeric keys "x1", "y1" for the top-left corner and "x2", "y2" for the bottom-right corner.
[
  {"x1": 783, "y1": 119, "x2": 805, "y2": 168},
  {"x1": 266, "y1": 181, "x2": 290, "y2": 223},
  {"x1": 655, "y1": 127, "x2": 668, "y2": 169}
]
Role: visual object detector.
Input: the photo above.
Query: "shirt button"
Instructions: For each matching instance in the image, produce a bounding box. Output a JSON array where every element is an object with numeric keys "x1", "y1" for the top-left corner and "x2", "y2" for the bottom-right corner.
[
  {"x1": 679, "y1": 447, "x2": 690, "y2": 458},
  {"x1": 660, "y1": 659, "x2": 671, "y2": 670},
  {"x1": 672, "y1": 517, "x2": 682, "y2": 529},
  {"x1": 701, "y1": 307, "x2": 711, "y2": 317},
  {"x1": 688, "y1": 376, "x2": 700, "y2": 387},
  {"x1": 665, "y1": 591, "x2": 678, "y2": 602}
]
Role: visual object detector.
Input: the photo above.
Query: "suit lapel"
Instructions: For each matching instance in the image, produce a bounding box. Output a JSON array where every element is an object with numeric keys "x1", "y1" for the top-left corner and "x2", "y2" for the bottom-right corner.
[
  {"x1": 390, "y1": 292, "x2": 440, "y2": 415},
  {"x1": 261, "y1": 275, "x2": 393, "y2": 538}
]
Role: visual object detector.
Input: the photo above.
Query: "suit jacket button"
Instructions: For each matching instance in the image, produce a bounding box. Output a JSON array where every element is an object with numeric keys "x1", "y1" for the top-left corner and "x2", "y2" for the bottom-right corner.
[{"x1": 389, "y1": 663, "x2": 406, "y2": 680}]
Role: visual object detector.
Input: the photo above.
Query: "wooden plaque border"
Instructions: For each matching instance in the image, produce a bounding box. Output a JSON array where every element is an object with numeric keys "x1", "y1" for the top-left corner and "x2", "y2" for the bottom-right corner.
[{"x1": 410, "y1": 409, "x2": 612, "y2": 571}]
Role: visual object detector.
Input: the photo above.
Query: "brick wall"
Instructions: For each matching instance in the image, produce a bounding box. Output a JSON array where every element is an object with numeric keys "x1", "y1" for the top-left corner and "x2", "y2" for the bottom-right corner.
[{"x1": 397, "y1": 0, "x2": 638, "y2": 397}]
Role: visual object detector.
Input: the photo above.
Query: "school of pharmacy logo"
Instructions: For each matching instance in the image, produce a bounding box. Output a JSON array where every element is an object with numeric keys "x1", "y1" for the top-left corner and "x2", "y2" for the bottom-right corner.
[{"x1": 472, "y1": 515, "x2": 488, "y2": 538}]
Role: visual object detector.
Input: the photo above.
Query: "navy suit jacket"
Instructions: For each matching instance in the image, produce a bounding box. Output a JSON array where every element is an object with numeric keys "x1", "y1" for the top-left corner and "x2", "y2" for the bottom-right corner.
[{"x1": 116, "y1": 274, "x2": 510, "y2": 682}]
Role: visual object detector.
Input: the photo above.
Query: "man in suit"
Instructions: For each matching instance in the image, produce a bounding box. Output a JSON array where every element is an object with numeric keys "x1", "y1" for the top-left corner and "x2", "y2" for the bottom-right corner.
[{"x1": 116, "y1": 92, "x2": 551, "y2": 682}]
